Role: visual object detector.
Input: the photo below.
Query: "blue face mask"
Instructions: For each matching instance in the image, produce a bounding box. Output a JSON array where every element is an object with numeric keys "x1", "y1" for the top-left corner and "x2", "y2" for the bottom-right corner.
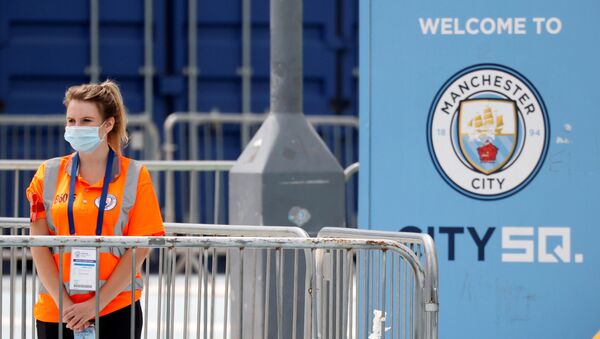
[{"x1": 64, "y1": 123, "x2": 106, "y2": 153}]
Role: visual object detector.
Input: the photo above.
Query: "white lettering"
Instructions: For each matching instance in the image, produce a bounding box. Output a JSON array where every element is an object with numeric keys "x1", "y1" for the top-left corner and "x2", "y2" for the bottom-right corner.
[
  {"x1": 453, "y1": 18, "x2": 465, "y2": 35},
  {"x1": 466, "y1": 18, "x2": 479, "y2": 34},
  {"x1": 480, "y1": 18, "x2": 495, "y2": 35},
  {"x1": 418, "y1": 17, "x2": 561, "y2": 36},
  {"x1": 546, "y1": 17, "x2": 562, "y2": 34},
  {"x1": 514, "y1": 17, "x2": 527, "y2": 34},
  {"x1": 441, "y1": 18, "x2": 453, "y2": 35},
  {"x1": 497, "y1": 18, "x2": 513, "y2": 34},
  {"x1": 533, "y1": 17, "x2": 545, "y2": 34},
  {"x1": 419, "y1": 17, "x2": 439, "y2": 34},
  {"x1": 538, "y1": 227, "x2": 570, "y2": 263},
  {"x1": 501, "y1": 227, "x2": 581, "y2": 264},
  {"x1": 502, "y1": 227, "x2": 534, "y2": 262}
]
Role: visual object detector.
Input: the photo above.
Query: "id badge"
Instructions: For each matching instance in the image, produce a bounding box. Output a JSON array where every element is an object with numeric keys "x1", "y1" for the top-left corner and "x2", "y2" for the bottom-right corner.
[
  {"x1": 74, "y1": 325, "x2": 96, "y2": 339},
  {"x1": 69, "y1": 247, "x2": 97, "y2": 291}
]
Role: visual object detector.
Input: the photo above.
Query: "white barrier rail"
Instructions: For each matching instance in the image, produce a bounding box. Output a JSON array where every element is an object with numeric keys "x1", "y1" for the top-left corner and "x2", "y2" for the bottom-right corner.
[{"x1": 0, "y1": 160, "x2": 358, "y2": 227}]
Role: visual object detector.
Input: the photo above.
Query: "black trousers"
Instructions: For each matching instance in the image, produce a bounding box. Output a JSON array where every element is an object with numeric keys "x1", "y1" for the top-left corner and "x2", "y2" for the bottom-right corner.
[{"x1": 36, "y1": 301, "x2": 143, "y2": 339}]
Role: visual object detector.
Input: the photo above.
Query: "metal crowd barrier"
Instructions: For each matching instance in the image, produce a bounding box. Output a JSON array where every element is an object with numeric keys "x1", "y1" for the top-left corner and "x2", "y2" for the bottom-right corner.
[
  {"x1": 0, "y1": 112, "x2": 358, "y2": 226},
  {"x1": 0, "y1": 159, "x2": 358, "y2": 227},
  {"x1": 0, "y1": 114, "x2": 160, "y2": 161},
  {"x1": 0, "y1": 217, "x2": 438, "y2": 339},
  {"x1": 0, "y1": 160, "x2": 235, "y2": 224},
  {"x1": 317, "y1": 228, "x2": 439, "y2": 339},
  {"x1": 163, "y1": 112, "x2": 359, "y2": 162},
  {"x1": 162, "y1": 112, "x2": 359, "y2": 226}
]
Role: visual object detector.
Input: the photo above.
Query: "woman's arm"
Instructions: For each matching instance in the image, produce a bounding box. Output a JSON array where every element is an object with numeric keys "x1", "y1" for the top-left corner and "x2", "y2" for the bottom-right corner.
[
  {"x1": 30, "y1": 219, "x2": 74, "y2": 312},
  {"x1": 62, "y1": 248, "x2": 150, "y2": 330}
]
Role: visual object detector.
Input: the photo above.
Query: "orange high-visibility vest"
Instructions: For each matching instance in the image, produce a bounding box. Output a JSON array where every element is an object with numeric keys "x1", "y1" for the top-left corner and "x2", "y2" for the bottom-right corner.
[{"x1": 26, "y1": 151, "x2": 165, "y2": 323}]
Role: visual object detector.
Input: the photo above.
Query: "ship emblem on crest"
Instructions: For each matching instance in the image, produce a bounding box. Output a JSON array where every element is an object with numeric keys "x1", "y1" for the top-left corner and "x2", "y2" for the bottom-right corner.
[{"x1": 458, "y1": 99, "x2": 517, "y2": 175}]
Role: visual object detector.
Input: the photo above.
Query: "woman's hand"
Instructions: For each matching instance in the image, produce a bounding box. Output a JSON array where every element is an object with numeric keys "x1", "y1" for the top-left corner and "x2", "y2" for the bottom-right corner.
[
  {"x1": 63, "y1": 299, "x2": 95, "y2": 332},
  {"x1": 30, "y1": 219, "x2": 76, "y2": 313},
  {"x1": 62, "y1": 248, "x2": 151, "y2": 332}
]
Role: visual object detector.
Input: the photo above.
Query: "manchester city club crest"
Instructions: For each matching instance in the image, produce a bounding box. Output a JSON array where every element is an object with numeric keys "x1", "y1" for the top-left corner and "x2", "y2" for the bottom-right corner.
[{"x1": 427, "y1": 64, "x2": 549, "y2": 199}]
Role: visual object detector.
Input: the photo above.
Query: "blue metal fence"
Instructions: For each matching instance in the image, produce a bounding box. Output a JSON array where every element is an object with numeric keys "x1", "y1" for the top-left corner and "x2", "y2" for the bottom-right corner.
[
  {"x1": 0, "y1": 0, "x2": 360, "y2": 226},
  {"x1": 0, "y1": 0, "x2": 358, "y2": 119},
  {"x1": 0, "y1": 0, "x2": 168, "y2": 119}
]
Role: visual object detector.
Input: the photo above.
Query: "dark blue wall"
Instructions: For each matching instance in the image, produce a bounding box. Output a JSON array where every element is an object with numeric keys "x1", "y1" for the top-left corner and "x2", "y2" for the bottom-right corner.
[
  {"x1": 0, "y1": 0, "x2": 359, "y2": 223},
  {"x1": 0, "y1": 0, "x2": 358, "y2": 120}
]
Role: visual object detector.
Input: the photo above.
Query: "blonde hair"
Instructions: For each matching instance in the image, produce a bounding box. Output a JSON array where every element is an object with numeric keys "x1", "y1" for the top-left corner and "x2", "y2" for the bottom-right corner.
[{"x1": 63, "y1": 80, "x2": 129, "y2": 155}]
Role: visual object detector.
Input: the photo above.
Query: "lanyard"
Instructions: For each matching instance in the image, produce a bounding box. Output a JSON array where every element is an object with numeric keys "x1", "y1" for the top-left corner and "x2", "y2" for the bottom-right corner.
[{"x1": 67, "y1": 148, "x2": 115, "y2": 236}]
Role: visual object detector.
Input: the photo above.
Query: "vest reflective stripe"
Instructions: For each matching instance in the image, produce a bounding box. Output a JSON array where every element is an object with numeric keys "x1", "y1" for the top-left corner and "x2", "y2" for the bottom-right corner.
[
  {"x1": 42, "y1": 156, "x2": 142, "y2": 246},
  {"x1": 109, "y1": 246, "x2": 125, "y2": 258},
  {"x1": 108, "y1": 160, "x2": 142, "y2": 258},
  {"x1": 38, "y1": 277, "x2": 144, "y2": 296},
  {"x1": 42, "y1": 158, "x2": 61, "y2": 235},
  {"x1": 113, "y1": 160, "x2": 142, "y2": 237}
]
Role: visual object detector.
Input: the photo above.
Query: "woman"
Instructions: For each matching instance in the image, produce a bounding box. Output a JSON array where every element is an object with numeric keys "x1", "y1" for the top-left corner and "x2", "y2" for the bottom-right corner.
[{"x1": 26, "y1": 80, "x2": 164, "y2": 338}]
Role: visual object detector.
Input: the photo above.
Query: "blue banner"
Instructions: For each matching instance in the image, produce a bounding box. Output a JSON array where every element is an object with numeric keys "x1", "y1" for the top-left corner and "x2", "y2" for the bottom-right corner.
[{"x1": 359, "y1": 1, "x2": 600, "y2": 338}]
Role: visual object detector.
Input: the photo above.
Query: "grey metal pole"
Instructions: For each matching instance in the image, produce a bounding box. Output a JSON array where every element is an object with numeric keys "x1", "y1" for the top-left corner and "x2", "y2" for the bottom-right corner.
[
  {"x1": 187, "y1": 0, "x2": 198, "y2": 113},
  {"x1": 143, "y1": 0, "x2": 154, "y2": 120},
  {"x1": 142, "y1": 0, "x2": 156, "y2": 163},
  {"x1": 240, "y1": 0, "x2": 252, "y2": 147},
  {"x1": 188, "y1": 0, "x2": 200, "y2": 222},
  {"x1": 88, "y1": 0, "x2": 100, "y2": 83},
  {"x1": 271, "y1": 0, "x2": 302, "y2": 114}
]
